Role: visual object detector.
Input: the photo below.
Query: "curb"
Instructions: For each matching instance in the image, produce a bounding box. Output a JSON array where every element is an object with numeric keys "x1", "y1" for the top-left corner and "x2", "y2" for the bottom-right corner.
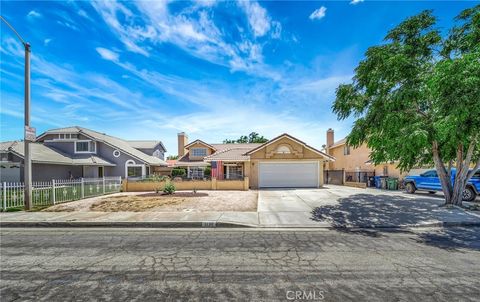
[
  {"x1": 1, "y1": 221, "x2": 479, "y2": 229},
  {"x1": 0, "y1": 221, "x2": 256, "y2": 228}
]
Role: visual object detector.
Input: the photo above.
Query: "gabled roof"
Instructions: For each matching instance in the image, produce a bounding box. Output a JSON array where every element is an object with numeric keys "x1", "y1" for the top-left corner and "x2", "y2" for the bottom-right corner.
[
  {"x1": 329, "y1": 138, "x2": 347, "y2": 148},
  {"x1": 1, "y1": 141, "x2": 115, "y2": 166},
  {"x1": 184, "y1": 139, "x2": 217, "y2": 150},
  {"x1": 37, "y1": 126, "x2": 167, "y2": 166},
  {"x1": 245, "y1": 133, "x2": 335, "y2": 161},
  {"x1": 127, "y1": 140, "x2": 166, "y2": 152},
  {"x1": 203, "y1": 147, "x2": 253, "y2": 162}
]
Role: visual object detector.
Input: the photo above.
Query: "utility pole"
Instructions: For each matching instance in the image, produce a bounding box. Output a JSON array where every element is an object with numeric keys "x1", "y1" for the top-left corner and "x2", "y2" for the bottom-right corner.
[{"x1": 1, "y1": 16, "x2": 33, "y2": 210}]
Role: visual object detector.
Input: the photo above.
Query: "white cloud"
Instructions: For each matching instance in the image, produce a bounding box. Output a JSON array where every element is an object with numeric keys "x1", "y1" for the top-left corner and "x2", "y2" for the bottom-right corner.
[
  {"x1": 237, "y1": 1, "x2": 271, "y2": 38},
  {"x1": 96, "y1": 47, "x2": 119, "y2": 62},
  {"x1": 27, "y1": 10, "x2": 42, "y2": 18},
  {"x1": 309, "y1": 6, "x2": 327, "y2": 20},
  {"x1": 350, "y1": 0, "x2": 364, "y2": 4},
  {"x1": 44, "y1": 38, "x2": 52, "y2": 46},
  {"x1": 90, "y1": 0, "x2": 280, "y2": 78}
]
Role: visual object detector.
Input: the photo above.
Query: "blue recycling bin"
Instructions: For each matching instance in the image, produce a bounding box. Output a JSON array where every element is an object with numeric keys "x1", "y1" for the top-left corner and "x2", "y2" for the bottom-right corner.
[{"x1": 374, "y1": 176, "x2": 382, "y2": 188}]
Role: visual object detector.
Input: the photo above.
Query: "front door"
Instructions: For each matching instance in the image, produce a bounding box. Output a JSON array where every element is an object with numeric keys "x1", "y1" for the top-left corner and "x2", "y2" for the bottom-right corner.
[{"x1": 98, "y1": 166, "x2": 104, "y2": 177}]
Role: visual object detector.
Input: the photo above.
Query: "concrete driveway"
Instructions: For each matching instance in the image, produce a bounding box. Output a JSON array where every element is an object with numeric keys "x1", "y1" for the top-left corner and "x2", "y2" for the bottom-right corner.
[{"x1": 258, "y1": 185, "x2": 480, "y2": 227}]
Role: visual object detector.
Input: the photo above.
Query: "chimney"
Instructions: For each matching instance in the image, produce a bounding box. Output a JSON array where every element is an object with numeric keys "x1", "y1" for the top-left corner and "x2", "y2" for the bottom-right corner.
[
  {"x1": 177, "y1": 132, "x2": 188, "y2": 157},
  {"x1": 326, "y1": 128, "x2": 334, "y2": 148}
]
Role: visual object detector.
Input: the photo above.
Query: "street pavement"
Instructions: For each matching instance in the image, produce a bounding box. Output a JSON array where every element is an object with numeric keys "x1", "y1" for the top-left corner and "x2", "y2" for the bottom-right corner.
[{"x1": 1, "y1": 227, "x2": 479, "y2": 301}]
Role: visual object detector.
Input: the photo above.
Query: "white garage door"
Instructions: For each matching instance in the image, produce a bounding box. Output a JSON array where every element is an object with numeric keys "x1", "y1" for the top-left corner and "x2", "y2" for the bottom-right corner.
[{"x1": 258, "y1": 162, "x2": 319, "y2": 188}]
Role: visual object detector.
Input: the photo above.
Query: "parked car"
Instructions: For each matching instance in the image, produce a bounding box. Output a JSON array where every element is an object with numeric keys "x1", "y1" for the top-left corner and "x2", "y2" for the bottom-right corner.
[{"x1": 404, "y1": 169, "x2": 480, "y2": 202}]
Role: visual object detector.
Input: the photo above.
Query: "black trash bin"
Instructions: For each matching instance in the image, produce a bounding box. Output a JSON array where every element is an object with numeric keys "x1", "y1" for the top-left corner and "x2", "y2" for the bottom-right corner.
[{"x1": 368, "y1": 176, "x2": 375, "y2": 187}]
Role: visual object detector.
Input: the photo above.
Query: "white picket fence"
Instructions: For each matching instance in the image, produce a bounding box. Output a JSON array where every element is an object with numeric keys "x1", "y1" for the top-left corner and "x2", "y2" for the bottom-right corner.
[{"x1": 1, "y1": 176, "x2": 122, "y2": 210}]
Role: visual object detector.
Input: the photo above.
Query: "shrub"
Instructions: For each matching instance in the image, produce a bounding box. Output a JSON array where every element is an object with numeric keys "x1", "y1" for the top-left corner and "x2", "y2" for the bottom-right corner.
[
  {"x1": 163, "y1": 182, "x2": 176, "y2": 195},
  {"x1": 204, "y1": 166, "x2": 211, "y2": 177},
  {"x1": 172, "y1": 168, "x2": 186, "y2": 177}
]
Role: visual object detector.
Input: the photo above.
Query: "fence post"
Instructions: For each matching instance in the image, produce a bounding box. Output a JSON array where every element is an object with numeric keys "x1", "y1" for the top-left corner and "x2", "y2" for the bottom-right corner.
[
  {"x1": 102, "y1": 177, "x2": 105, "y2": 194},
  {"x1": 81, "y1": 178, "x2": 84, "y2": 198},
  {"x1": 52, "y1": 179, "x2": 56, "y2": 205},
  {"x1": 2, "y1": 182, "x2": 6, "y2": 211}
]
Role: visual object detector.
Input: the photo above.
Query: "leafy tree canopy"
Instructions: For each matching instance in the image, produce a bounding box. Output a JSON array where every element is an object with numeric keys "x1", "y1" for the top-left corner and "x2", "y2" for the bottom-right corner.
[
  {"x1": 224, "y1": 132, "x2": 269, "y2": 144},
  {"x1": 332, "y1": 6, "x2": 480, "y2": 205}
]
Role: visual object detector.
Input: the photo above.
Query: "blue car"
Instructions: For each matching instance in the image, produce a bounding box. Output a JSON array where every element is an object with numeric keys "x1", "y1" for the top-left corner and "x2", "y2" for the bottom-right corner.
[{"x1": 404, "y1": 169, "x2": 480, "y2": 202}]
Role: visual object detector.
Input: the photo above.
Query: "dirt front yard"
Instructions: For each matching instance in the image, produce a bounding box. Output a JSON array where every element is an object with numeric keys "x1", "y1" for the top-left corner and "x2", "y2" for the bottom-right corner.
[{"x1": 44, "y1": 190, "x2": 258, "y2": 212}]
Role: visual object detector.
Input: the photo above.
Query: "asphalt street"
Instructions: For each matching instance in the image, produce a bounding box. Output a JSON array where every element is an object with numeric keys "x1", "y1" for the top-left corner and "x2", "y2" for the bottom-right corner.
[{"x1": 1, "y1": 227, "x2": 479, "y2": 302}]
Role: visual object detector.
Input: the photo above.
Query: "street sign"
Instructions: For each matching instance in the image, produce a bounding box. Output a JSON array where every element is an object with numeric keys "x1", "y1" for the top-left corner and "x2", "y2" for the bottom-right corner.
[{"x1": 24, "y1": 126, "x2": 36, "y2": 141}]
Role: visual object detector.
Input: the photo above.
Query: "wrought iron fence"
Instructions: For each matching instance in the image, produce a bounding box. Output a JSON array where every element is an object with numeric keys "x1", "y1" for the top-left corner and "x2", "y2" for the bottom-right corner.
[
  {"x1": 345, "y1": 171, "x2": 375, "y2": 184},
  {"x1": 1, "y1": 177, "x2": 122, "y2": 211}
]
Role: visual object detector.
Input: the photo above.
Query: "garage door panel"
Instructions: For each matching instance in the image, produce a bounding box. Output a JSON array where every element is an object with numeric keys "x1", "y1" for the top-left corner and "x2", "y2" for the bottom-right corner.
[{"x1": 259, "y1": 162, "x2": 318, "y2": 188}]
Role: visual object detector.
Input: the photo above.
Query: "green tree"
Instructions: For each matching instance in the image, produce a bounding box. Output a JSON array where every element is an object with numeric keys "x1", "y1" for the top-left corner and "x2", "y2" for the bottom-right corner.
[
  {"x1": 332, "y1": 7, "x2": 480, "y2": 205},
  {"x1": 223, "y1": 132, "x2": 269, "y2": 144},
  {"x1": 167, "y1": 155, "x2": 179, "y2": 160}
]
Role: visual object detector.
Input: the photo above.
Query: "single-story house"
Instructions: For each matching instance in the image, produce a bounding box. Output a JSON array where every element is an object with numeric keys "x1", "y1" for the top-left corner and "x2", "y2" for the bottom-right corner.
[{"x1": 175, "y1": 132, "x2": 335, "y2": 189}]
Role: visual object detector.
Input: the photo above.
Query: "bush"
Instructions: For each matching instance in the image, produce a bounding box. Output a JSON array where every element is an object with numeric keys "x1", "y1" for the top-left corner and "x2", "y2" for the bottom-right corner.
[
  {"x1": 172, "y1": 168, "x2": 186, "y2": 177},
  {"x1": 163, "y1": 182, "x2": 176, "y2": 195},
  {"x1": 204, "y1": 166, "x2": 211, "y2": 177}
]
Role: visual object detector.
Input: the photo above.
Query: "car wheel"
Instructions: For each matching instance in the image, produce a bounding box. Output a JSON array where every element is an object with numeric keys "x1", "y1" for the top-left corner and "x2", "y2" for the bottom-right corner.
[
  {"x1": 405, "y1": 183, "x2": 416, "y2": 194},
  {"x1": 428, "y1": 191, "x2": 436, "y2": 194},
  {"x1": 462, "y1": 187, "x2": 476, "y2": 202}
]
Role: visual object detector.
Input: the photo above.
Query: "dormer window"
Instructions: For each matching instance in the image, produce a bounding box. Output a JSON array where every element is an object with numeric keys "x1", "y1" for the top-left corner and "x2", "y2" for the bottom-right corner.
[
  {"x1": 276, "y1": 145, "x2": 291, "y2": 154},
  {"x1": 191, "y1": 148, "x2": 207, "y2": 157},
  {"x1": 75, "y1": 140, "x2": 96, "y2": 153}
]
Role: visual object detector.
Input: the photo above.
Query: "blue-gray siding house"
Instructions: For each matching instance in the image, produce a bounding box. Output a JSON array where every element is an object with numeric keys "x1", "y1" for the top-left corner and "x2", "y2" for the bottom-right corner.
[{"x1": 0, "y1": 126, "x2": 167, "y2": 182}]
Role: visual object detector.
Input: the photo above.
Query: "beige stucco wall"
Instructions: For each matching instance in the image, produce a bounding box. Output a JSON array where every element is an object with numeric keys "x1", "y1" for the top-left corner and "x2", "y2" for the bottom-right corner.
[
  {"x1": 327, "y1": 143, "x2": 373, "y2": 171},
  {"x1": 123, "y1": 178, "x2": 249, "y2": 192},
  {"x1": 327, "y1": 143, "x2": 405, "y2": 179},
  {"x1": 247, "y1": 137, "x2": 326, "y2": 189}
]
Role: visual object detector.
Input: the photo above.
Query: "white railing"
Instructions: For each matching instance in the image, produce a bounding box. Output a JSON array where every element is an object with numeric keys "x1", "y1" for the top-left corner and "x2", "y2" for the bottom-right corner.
[{"x1": 1, "y1": 176, "x2": 122, "y2": 211}]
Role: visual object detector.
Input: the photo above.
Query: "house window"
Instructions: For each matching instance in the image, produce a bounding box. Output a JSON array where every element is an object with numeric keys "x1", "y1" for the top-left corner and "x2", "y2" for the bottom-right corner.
[
  {"x1": 75, "y1": 141, "x2": 96, "y2": 153},
  {"x1": 227, "y1": 166, "x2": 243, "y2": 179},
  {"x1": 343, "y1": 145, "x2": 351, "y2": 155},
  {"x1": 383, "y1": 165, "x2": 389, "y2": 176},
  {"x1": 54, "y1": 133, "x2": 78, "y2": 140},
  {"x1": 127, "y1": 166, "x2": 143, "y2": 177},
  {"x1": 191, "y1": 148, "x2": 207, "y2": 157},
  {"x1": 189, "y1": 167, "x2": 205, "y2": 178}
]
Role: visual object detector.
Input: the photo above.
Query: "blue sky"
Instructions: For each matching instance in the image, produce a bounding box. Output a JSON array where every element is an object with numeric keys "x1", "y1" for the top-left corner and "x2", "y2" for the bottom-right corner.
[{"x1": 0, "y1": 0, "x2": 476, "y2": 155}]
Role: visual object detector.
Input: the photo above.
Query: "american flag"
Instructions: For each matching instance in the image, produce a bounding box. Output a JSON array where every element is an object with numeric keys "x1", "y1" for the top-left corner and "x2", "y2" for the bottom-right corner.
[{"x1": 211, "y1": 161, "x2": 223, "y2": 180}]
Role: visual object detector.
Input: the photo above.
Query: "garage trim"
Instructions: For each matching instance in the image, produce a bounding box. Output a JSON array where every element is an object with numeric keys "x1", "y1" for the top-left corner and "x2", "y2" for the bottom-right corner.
[{"x1": 258, "y1": 161, "x2": 321, "y2": 188}]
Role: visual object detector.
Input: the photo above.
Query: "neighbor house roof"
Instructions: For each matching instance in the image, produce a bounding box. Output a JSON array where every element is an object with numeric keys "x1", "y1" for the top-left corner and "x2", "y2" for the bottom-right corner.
[
  {"x1": 37, "y1": 126, "x2": 167, "y2": 166},
  {"x1": 0, "y1": 141, "x2": 115, "y2": 166},
  {"x1": 176, "y1": 143, "x2": 262, "y2": 166},
  {"x1": 245, "y1": 133, "x2": 335, "y2": 161},
  {"x1": 203, "y1": 147, "x2": 254, "y2": 162},
  {"x1": 127, "y1": 140, "x2": 166, "y2": 151},
  {"x1": 329, "y1": 138, "x2": 347, "y2": 148},
  {"x1": 184, "y1": 139, "x2": 217, "y2": 150}
]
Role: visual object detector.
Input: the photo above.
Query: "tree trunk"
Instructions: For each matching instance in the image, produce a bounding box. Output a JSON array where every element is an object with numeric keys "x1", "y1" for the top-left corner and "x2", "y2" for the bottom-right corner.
[
  {"x1": 432, "y1": 141, "x2": 453, "y2": 204},
  {"x1": 433, "y1": 140, "x2": 480, "y2": 206}
]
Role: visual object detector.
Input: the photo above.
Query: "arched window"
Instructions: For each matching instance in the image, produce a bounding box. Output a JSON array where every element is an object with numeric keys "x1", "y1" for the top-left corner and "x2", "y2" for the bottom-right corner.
[
  {"x1": 125, "y1": 160, "x2": 145, "y2": 178},
  {"x1": 276, "y1": 145, "x2": 291, "y2": 154}
]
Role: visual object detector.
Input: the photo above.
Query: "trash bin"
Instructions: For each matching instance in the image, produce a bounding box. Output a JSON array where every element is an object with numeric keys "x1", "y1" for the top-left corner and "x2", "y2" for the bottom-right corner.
[
  {"x1": 380, "y1": 177, "x2": 388, "y2": 189},
  {"x1": 387, "y1": 178, "x2": 398, "y2": 190},
  {"x1": 368, "y1": 176, "x2": 376, "y2": 187},
  {"x1": 374, "y1": 176, "x2": 382, "y2": 189}
]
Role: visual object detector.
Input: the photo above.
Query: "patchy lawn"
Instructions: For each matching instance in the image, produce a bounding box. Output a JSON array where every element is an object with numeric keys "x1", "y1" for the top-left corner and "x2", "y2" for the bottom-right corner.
[{"x1": 44, "y1": 191, "x2": 258, "y2": 212}]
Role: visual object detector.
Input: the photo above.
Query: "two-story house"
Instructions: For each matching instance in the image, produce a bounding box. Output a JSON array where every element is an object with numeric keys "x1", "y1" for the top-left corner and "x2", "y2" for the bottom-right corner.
[
  {"x1": 325, "y1": 128, "x2": 405, "y2": 183},
  {"x1": 0, "y1": 126, "x2": 167, "y2": 182}
]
